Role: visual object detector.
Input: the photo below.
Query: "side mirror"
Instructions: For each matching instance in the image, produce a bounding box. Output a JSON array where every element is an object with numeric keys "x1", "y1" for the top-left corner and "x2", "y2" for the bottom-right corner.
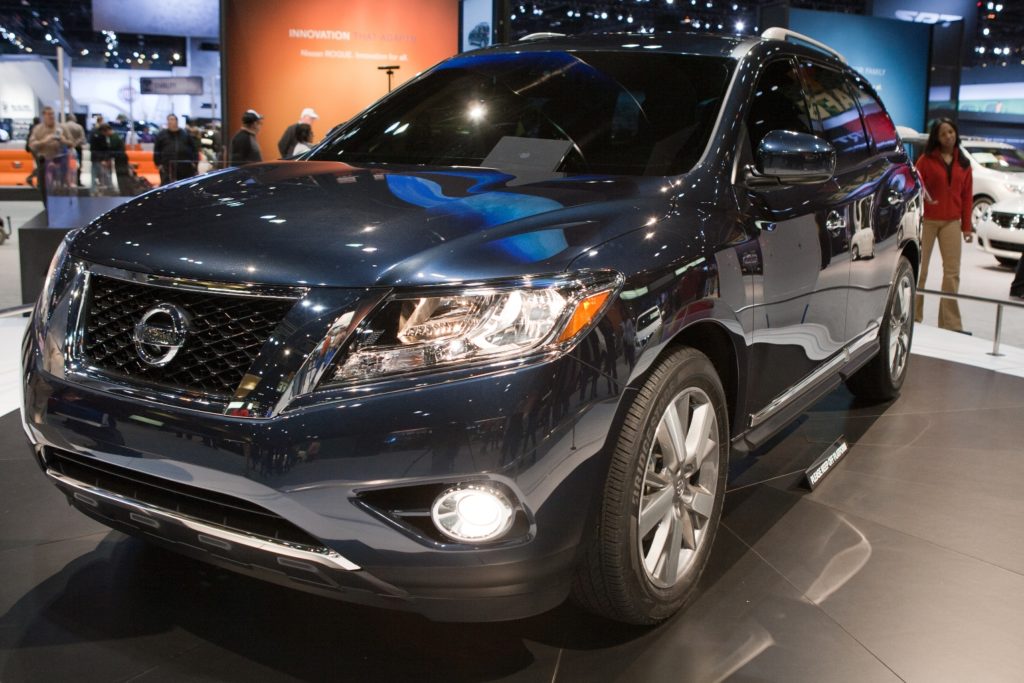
[{"x1": 748, "y1": 130, "x2": 836, "y2": 185}]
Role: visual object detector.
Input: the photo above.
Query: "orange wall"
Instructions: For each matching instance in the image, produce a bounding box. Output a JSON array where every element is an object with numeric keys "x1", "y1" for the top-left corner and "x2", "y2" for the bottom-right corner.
[{"x1": 224, "y1": 0, "x2": 459, "y2": 160}]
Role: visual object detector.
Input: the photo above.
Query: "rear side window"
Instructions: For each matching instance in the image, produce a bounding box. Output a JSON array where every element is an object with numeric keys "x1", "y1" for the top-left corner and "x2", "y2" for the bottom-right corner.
[
  {"x1": 746, "y1": 59, "x2": 812, "y2": 156},
  {"x1": 848, "y1": 78, "x2": 899, "y2": 153},
  {"x1": 798, "y1": 61, "x2": 870, "y2": 171}
]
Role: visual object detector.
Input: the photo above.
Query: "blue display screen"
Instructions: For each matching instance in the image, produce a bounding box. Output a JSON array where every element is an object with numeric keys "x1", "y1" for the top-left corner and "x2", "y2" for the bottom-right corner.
[{"x1": 788, "y1": 8, "x2": 929, "y2": 131}]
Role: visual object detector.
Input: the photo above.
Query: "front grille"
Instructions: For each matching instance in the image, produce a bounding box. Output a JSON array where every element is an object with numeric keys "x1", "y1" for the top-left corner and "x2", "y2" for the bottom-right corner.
[
  {"x1": 991, "y1": 212, "x2": 1023, "y2": 229},
  {"x1": 81, "y1": 275, "x2": 295, "y2": 398},
  {"x1": 989, "y1": 239, "x2": 1024, "y2": 253},
  {"x1": 49, "y1": 448, "x2": 324, "y2": 548}
]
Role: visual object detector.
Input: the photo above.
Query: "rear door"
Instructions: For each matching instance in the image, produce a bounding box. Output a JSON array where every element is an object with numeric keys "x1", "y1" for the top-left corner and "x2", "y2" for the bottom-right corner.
[{"x1": 844, "y1": 74, "x2": 911, "y2": 341}]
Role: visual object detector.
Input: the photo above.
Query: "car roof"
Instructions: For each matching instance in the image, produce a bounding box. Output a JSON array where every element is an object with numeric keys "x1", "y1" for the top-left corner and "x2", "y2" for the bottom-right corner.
[
  {"x1": 476, "y1": 30, "x2": 859, "y2": 80},
  {"x1": 896, "y1": 127, "x2": 1015, "y2": 150},
  {"x1": 485, "y1": 31, "x2": 749, "y2": 58},
  {"x1": 963, "y1": 138, "x2": 1014, "y2": 149}
]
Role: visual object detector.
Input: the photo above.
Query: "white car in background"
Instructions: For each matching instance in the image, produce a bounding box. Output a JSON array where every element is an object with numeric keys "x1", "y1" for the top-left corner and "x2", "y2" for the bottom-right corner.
[
  {"x1": 976, "y1": 198, "x2": 1024, "y2": 267},
  {"x1": 898, "y1": 126, "x2": 1024, "y2": 229}
]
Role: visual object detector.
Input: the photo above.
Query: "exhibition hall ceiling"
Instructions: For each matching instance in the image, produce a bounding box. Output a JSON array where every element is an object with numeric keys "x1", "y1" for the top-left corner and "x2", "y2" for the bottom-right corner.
[{"x1": 0, "y1": 0, "x2": 1021, "y2": 68}]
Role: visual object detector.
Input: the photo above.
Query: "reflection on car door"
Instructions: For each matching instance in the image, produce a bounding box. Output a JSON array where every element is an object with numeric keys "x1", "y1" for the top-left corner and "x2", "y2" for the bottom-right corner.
[
  {"x1": 844, "y1": 75, "x2": 917, "y2": 341},
  {"x1": 798, "y1": 59, "x2": 888, "y2": 349},
  {"x1": 735, "y1": 57, "x2": 853, "y2": 414}
]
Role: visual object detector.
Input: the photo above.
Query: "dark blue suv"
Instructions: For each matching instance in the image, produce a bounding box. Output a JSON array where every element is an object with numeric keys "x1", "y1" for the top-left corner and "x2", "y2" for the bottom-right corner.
[{"x1": 22, "y1": 29, "x2": 921, "y2": 624}]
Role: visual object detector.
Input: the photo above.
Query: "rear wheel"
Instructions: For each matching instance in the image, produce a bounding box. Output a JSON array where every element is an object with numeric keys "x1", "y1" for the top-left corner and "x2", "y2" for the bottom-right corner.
[
  {"x1": 996, "y1": 256, "x2": 1019, "y2": 268},
  {"x1": 572, "y1": 347, "x2": 728, "y2": 625},
  {"x1": 846, "y1": 256, "x2": 914, "y2": 401}
]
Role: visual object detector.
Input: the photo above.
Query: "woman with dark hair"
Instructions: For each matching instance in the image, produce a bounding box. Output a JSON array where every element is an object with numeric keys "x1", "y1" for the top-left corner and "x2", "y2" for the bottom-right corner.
[{"x1": 914, "y1": 117, "x2": 973, "y2": 333}]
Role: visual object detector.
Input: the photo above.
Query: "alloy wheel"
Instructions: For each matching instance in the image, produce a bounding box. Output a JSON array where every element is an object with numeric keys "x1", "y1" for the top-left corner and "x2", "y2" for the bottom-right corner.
[
  {"x1": 971, "y1": 200, "x2": 991, "y2": 231},
  {"x1": 637, "y1": 387, "x2": 720, "y2": 589},
  {"x1": 889, "y1": 273, "x2": 913, "y2": 381}
]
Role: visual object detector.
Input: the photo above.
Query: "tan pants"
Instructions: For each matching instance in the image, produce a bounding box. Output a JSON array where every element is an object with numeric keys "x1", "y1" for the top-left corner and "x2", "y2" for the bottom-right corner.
[{"x1": 915, "y1": 218, "x2": 964, "y2": 331}]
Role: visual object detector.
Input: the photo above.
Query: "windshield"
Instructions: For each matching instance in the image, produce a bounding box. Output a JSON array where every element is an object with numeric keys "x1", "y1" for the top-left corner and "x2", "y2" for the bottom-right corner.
[
  {"x1": 311, "y1": 51, "x2": 734, "y2": 176},
  {"x1": 969, "y1": 145, "x2": 1024, "y2": 173}
]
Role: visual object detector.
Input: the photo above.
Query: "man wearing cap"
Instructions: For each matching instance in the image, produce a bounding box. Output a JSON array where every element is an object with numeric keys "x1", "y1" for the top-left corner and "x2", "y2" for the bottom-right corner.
[
  {"x1": 230, "y1": 109, "x2": 263, "y2": 167},
  {"x1": 277, "y1": 107, "x2": 319, "y2": 158}
]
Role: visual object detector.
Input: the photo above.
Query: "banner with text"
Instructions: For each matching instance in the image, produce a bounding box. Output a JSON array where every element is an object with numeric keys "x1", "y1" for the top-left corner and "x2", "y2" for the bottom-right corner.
[{"x1": 224, "y1": 0, "x2": 459, "y2": 159}]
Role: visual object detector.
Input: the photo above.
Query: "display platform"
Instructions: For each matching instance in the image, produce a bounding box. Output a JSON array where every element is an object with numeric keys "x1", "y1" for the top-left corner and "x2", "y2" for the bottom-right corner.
[{"x1": 2, "y1": 352, "x2": 1024, "y2": 681}]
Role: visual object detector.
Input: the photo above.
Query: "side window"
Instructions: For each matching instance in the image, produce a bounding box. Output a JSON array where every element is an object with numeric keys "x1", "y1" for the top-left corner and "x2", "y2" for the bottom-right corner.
[
  {"x1": 798, "y1": 61, "x2": 869, "y2": 171},
  {"x1": 849, "y1": 77, "x2": 899, "y2": 154},
  {"x1": 746, "y1": 59, "x2": 812, "y2": 157}
]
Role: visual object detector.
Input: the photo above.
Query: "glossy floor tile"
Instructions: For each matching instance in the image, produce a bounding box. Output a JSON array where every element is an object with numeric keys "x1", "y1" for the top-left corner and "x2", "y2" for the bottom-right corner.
[{"x1": 2, "y1": 357, "x2": 1024, "y2": 682}]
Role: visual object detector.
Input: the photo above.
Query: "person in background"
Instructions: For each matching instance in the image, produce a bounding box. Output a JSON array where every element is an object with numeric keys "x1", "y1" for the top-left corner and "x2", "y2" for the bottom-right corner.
[
  {"x1": 291, "y1": 123, "x2": 314, "y2": 155},
  {"x1": 229, "y1": 109, "x2": 263, "y2": 166},
  {"x1": 914, "y1": 117, "x2": 973, "y2": 334},
  {"x1": 153, "y1": 113, "x2": 198, "y2": 185},
  {"x1": 24, "y1": 116, "x2": 40, "y2": 187},
  {"x1": 62, "y1": 114, "x2": 86, "y2": 187},
  {"x1": 27, "y1": 106, "x2": 70, "y2": 207},
  {"x1": 98, "y1": 123, "x2": 132, "y2": 195},
  {"x1": 89, "y1": 121, "x2": 113, "y2": 195},
  {"x1": 277, "y1": 107, "x2": 318, "y2": 158},
  {"x1": 1011, "y1": 258, "x2": 1024, "y2": 300}
]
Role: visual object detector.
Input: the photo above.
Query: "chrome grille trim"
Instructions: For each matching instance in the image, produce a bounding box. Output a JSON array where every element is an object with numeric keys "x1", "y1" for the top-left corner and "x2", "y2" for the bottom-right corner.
[
  {"x1": 991, "y1": 212, "x2": 1023, "y2": 230},
  {"x1": 68, "y1": 263, "x2": 304, "y2": 405},
  {"x1": 86, "y1": 263, "x2": 307, "y2": 300},
  {"x1": 46, "y1": 467, "x2": 360, "y2": 571}
]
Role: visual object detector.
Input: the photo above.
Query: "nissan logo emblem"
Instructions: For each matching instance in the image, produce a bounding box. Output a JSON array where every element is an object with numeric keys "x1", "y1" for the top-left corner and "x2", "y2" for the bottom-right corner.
[{"x1": 133, "y1": 304, "x2": 191, "y2": 367}]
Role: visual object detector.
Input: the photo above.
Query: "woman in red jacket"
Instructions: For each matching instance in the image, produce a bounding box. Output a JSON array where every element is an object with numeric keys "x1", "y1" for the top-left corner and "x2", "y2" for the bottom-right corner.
[{"x1": 914, "y1": 118, "x2": 973, "y2": 332}]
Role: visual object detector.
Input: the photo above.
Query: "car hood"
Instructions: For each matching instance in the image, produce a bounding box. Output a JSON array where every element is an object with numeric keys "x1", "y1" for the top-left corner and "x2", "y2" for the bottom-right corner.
[
  {"x1": 988, "y1": 197, "x2": 1024, "y2": 214},
  {"x1": 72, "y1": 161, "x2": 663, "y2": 288}
]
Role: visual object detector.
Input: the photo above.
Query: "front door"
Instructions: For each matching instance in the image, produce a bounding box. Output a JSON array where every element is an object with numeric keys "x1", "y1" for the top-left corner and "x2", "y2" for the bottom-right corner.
[{"x1": 736, "y1": 57, "x2": 853, "y2": 414}]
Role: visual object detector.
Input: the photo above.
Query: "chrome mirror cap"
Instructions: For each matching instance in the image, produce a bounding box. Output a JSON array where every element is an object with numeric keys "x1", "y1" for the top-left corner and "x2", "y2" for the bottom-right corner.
[{"x1": 754, "y1": 130, "x2": 836, "y2": 184}]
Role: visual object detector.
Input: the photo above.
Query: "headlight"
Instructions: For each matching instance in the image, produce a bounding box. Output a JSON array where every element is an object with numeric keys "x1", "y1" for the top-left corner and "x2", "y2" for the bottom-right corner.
[
  {"x1": 36, "y1": 233, "x2": 74, "y2": 326},
  {"x1": 328, "y1": 271, "x2": 621, "y2": 386}
]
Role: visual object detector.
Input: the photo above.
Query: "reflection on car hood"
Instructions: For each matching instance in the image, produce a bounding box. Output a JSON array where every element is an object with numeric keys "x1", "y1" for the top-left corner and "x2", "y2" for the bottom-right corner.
[{"x1": 72, "y1": 161, "x2": 660, "y2": 287}]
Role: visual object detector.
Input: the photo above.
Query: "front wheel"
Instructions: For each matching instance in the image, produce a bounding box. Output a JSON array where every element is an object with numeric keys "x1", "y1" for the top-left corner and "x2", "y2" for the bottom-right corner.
[
  {"x1": 846, "y1": 256, "x2": 914, "y2": 401},
  {"x1": 572, "y1": 347, "x2": 729, "y2": 625},
  {"x1": 971, "y1": 196, "x2": 993, "y2": 232}
]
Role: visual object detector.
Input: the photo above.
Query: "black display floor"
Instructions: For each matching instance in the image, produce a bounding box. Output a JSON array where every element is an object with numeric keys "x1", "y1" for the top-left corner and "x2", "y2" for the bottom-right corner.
[{"x1": 3, "y1": 355, "x2": 1024, "y2": 682}]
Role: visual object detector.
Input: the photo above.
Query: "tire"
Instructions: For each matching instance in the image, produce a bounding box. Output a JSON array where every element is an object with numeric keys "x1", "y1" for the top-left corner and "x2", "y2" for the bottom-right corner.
[
  {"x1": 846, "y1": 256, "x2": 914, "y2": 401},
  {"x1": 996, "y1": 256, "x2": 1019, "y2": 268},
  {"x1": 572, "y1": 347, "x2": 729, "y2": 625},
  {"x1": 971, "y1": 196, "x2": 993, "y2": 232}
]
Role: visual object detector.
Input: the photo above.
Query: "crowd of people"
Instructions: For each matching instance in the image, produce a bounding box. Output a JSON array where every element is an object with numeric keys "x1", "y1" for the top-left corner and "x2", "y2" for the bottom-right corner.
[{"x1": 22, "y1": 104, "x2": 324, "y2": 205}]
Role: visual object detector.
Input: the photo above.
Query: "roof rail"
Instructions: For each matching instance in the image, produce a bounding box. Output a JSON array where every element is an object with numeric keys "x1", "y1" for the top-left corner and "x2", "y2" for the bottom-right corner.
[
  {"x1": 518, "y1": 32, "x2": 566, "y2": 42},
  {"x1": 760, "y1": 27, "x2": 846, "y2": 63}
]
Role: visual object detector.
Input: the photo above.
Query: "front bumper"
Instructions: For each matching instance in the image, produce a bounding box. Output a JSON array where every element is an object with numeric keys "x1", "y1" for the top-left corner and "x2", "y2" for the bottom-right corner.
[
  {"x1": 23, "y1": 323, "x2": 627, "y2": 621},
  {"x1": 976, "y1": 218, "x2": 1024, "y2": 260}
]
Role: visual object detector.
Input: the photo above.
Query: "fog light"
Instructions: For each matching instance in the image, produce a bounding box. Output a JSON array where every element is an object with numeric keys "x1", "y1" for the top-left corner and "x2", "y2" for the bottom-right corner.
[{"x1": 431, "y1": 485, "x2": 515, "y2": 543}]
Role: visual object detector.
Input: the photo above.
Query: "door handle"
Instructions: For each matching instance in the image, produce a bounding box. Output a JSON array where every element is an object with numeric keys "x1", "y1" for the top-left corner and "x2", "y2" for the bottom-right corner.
[{"x1": 825, "y1": 211, "x2": 846, "y2": 234}]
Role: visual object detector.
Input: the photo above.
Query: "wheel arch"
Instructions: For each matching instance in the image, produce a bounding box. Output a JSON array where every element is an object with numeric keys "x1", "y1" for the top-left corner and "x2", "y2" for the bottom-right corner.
[
  {"x1": 900, "y1": 239, "x2": 921, "y2": 282},
  {"x1": 661, "y1": 319, "x2": 742, "y2": 438}
]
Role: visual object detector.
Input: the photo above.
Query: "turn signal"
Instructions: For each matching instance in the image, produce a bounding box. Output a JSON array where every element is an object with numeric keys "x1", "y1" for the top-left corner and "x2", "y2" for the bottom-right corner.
[{"x1": 557, "y1": 290, "x2": 611, "y2": 343}]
